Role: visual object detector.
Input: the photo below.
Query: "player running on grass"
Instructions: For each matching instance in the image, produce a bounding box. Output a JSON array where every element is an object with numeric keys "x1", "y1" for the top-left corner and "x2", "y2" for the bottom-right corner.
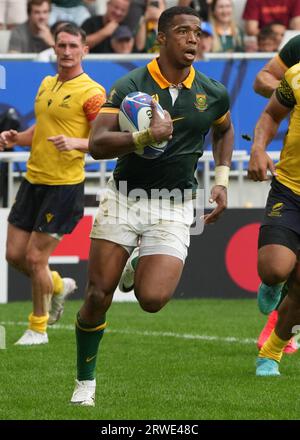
[
  {"x1": 249, "y1": 61, "x2": 300, "y2": 376},
  {"x1": 0, "y1": 23, "x2": 105, "y2": 346},
  {"x1": 70, "y1": 6, "x2": 234, "y2": 406},
  {"x1": 252, "y1": 34, "x2": 300, "y2": 354}
]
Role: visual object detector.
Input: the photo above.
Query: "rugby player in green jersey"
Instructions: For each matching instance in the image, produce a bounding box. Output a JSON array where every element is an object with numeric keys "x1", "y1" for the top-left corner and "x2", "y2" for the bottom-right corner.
[
  {"x1": 70, "y1": 6, "x2": 234, "y2": 406},
  {"x1": 251, "y1": 35, "x2": 300, "y2": 354}
]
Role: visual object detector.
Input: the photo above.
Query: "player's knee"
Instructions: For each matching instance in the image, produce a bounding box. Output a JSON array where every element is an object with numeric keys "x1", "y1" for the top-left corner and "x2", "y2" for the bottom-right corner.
[
  {"x1": 138, "y1": 297, "x2": 166, "y2": 313},
  {"x1": 6, "y1": 247, "x2": 23, "y2": 269},
  {"x1": 258, "y1": 263, "x2": 290, "y2": 285},
  {"x1": 136, "y1": 285, "x2": 172, "y2": 313},
  {"x1": 6, "y1": 249, "x2": 18, "y2": 266},
  {"x1": 139, "y1": 301, "x2": 163, "y2": 313},
  {"x1": 85, "y1": 281, "x2": 110, "y2": 310},
  {"x1": 25, "y1": 250, "x2": 43, "y2": 271}
]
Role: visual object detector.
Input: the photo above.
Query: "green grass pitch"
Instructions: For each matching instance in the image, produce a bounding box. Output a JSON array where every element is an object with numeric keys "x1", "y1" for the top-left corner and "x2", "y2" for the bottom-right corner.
[{"x1": 0, "y1": 298, "x2": 300, "y2": 420}]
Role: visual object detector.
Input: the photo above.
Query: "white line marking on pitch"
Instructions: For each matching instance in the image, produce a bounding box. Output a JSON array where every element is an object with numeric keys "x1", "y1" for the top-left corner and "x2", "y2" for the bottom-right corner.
[{"x1": 0, "y1": 321, "x2": 256, "y2": 345}]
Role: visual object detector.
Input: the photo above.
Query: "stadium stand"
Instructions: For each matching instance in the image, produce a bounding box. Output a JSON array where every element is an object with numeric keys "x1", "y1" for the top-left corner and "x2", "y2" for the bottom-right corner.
[
  {"x1": 0, "y1": 29, "x2": 11, "y2": 53},
  {"x1": 233, "y1": 0, "x2": 247, "y2": 29}
]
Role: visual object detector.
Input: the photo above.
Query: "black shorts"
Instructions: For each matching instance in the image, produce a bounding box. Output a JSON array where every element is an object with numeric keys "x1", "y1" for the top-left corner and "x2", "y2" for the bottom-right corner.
[
  {"x1": 8, "y1": 178, "x2": 84, "y2": 235},
  {"x1": 258, "y1": 178, "x2": 300, "y2": 254}
]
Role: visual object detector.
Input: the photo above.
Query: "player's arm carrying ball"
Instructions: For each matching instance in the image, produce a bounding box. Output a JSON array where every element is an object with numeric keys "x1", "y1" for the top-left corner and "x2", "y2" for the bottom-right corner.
[
  {"x1": 203, "y1": 112, "x2": 234, "y2": 225},
  {"x1": 89, "y1": 99, "x2": 173, "y2": 159}
]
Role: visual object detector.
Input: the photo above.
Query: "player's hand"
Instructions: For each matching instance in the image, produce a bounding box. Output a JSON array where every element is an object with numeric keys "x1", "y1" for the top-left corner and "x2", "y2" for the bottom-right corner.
[
  {"x1": 149, "y1": 100, "x2": 173, "y2": 143},
  {"x1": 47, "y1": 135, "x2": 77, "y2": 151},
  {"x1": 248, "y1": 148, "x2": 277, "y2": 181},
  {"x1": 145, "y1": 6, "x2": 162, "y2": 21},
  {"x1": 203, "y1": 185, "x2": 227, "y2": 225},
  {"x1": 0, "y1": 129, "x2": 18, "y2": 150}
]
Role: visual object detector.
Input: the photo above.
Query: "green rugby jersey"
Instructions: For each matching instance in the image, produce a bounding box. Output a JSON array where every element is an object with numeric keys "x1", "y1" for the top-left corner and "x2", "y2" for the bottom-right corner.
[
  {"x1": 100, "y1": 58, "x2": 230, "y2": 195},
  {"x1": 278, "y1": 35, "x2": 300, "y2": 69}
]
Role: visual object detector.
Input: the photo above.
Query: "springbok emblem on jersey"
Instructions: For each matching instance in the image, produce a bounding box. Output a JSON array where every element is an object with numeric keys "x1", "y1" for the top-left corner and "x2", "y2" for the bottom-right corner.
[{"x1": 195, "y1": 94, "x2": 208, "y2": 111}]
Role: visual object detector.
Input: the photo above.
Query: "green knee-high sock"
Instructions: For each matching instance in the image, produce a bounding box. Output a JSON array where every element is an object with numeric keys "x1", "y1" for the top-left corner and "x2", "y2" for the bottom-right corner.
[{"x1": 75, "y1": 312, "x2": 106, "y2": 381}]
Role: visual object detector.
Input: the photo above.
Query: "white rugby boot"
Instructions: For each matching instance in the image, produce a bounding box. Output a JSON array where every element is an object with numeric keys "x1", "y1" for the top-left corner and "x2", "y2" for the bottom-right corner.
[
  {"x1": 70, "y1": 379, "x2": 96, "y2": 407},
  {"x1": 48, "y1": 278, "x2": 77, "y2": 325},
  {"x1": 15, "y1": 329, "x2": 48, "y2": 346}
]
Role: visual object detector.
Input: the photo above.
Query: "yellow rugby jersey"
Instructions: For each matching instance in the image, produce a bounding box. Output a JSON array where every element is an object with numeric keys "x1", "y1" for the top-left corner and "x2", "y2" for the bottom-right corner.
[
  {"x1": 275, "y1": 62, "x2": 300, "y2": 195},
  {"x1": 26, "y1": 73, "x2": 105, "y2": 185}
]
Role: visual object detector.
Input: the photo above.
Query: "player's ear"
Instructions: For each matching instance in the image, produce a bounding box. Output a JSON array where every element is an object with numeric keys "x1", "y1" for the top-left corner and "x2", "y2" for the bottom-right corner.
[
  {"x1": 83, "y1": 44, "x2": 89, "y2": 57},
  {"x1": 157, "y1": 31, "x2": 166, "y2": 46}
]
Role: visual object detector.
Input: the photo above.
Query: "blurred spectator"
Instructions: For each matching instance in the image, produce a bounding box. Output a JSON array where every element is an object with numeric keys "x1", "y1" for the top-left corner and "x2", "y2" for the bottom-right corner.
[
  {"x1": 8, "y1": 0, "x2": 54, "y2": 53},
  {"x1": 135, "y1": 0, "x2": 165, "y2": 53},
  {"x1": 111, "y1": 24, "x2": 135, "y2": 53},
  {"x1": 0, "y1": 1, "x2": 27, "y2": 29},
  {"x1": 210, "y1": 0, "x2": 244, "y2": 52},
  {"x1": 244, "y1": 35, "x2": 258, "y2": 52},
  {"x1": 196, "y1": 20, "x2": 213, "y2": 59},
  {"x1": 243, "y1": 0, "x2": 300, "y2": 36},
  {"x1": 83, "y1": 0, "x2": 97, "y2": 15},
  {"x1": 201, "y1": 21, "x2": 213, "y2": 51},
  {"x1": 49, "y1": 1, "x2": 91, "y2": 27},
  {"x1": 257, "y1": 25, "x2": 277, "y2": 52},
  {"x1": 82, "y1": 0, "x2": 130, "y2": 53},
  {"x1": 35, "y1": 20, "x2": 77, "y2": 61},
  {"x1": 268, "y1": 22, "x2": 286, "y2": 48},
  {"x1": 177, "y1": 0, "x2": 212, "y2": 21},
  {"x1": 123, "y1": 1, "x2": 147, "y2": 35}
]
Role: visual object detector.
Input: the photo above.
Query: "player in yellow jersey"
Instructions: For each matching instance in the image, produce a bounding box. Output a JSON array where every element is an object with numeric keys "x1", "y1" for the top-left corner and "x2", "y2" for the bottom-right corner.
[
  {"x1": 252, "y1": 34, "x2": 300, "y2": 354},
  {"x1": 248, "y1": 62, "x2": 300, "y2": 376},
  {"x1": 0, "y1": 23, "x2": 106, "y2": 346}
]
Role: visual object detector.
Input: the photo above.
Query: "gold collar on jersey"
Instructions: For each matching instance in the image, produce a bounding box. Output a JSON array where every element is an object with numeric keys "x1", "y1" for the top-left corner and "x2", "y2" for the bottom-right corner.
[{"x1": 147, "y1": 58, "x2": 195, "y2": 89}]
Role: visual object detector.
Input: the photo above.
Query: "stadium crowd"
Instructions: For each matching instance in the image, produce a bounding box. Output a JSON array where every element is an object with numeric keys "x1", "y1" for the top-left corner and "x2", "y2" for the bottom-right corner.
[{"x1": 1, "y1": 0, "x2": 300, "y2": 54}]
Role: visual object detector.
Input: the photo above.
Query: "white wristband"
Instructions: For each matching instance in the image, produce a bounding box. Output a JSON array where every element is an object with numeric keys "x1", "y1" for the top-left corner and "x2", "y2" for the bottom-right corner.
[{"x1": 215, "y1": 165, "x2": 230, "y2": 188}]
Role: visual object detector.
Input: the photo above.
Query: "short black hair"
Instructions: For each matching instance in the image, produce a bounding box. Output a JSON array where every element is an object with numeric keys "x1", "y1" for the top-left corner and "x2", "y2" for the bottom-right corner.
[
  {"x1": 54, "y1": 23, "x2": 87, "y2": 44},
  {"x1": 158, "y1": 6, "x2": 200, "y2": 33}
]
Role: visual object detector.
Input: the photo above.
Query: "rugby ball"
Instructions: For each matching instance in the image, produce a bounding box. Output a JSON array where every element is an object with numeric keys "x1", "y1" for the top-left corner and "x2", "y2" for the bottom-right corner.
[{"x1": 118, "y1": 91, "x2": 168, "y2": 159}]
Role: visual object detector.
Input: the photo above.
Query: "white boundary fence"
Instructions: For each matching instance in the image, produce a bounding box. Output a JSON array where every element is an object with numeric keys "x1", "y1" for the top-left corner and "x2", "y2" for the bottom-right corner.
[{"x1": 0, "y1": 150, "x2": 280, "y2": 208}]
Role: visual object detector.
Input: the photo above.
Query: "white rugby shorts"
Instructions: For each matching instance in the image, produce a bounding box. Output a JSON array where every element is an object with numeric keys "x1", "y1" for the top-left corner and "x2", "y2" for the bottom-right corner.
[{"x1": 90, "y1": 179, "x2": 194, "y2": 262}]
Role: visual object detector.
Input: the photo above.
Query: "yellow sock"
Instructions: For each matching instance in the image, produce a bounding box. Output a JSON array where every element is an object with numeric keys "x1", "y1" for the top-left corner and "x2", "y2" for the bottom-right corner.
[
  {"x1": 52, "y1": 271, "x2": 63, "y2": 295},
  {"x1": 259, "y1": 330, "x2": 290, "y2": 363},
  {"x1": 28, "y1": 313, "x2": 49, "y2": 334}
]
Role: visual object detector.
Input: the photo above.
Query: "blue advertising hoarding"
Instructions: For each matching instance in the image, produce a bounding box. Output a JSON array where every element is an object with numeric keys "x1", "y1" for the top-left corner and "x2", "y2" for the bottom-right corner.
[{"x1": 0, "y1": 57, "x2": 286, "y2": 153}]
